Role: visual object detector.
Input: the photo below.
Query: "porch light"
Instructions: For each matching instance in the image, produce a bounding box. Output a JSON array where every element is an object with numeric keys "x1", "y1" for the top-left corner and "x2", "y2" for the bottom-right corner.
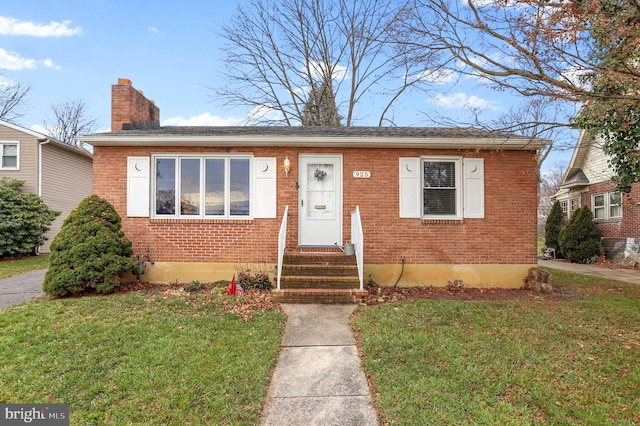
[{"x1": 283, "y1": 156, "x2": 291, "y2": 177}]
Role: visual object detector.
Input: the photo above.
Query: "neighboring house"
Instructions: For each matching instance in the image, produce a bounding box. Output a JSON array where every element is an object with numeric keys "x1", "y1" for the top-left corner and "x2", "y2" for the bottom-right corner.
[
  {"x1": 554, "y1": 130, "x2": 640, "y2": 238},
  {"x1": 0, "y1": 120, "x2": 93, "y2": 253},
  {"x1": 81, "y1": 79, "x2": 546, "y2": 289}
]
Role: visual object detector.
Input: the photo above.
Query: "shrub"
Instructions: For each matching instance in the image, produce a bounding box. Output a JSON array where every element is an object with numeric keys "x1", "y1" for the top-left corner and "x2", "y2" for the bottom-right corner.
[
  {"x1": 544, "y1": 200, "x2": 564, "y2": 257},
  {"x1": 0, "y1": 178, "x2": 60, "y2": 258},
  {"x1": 236, "y1": 264, "x2": 272, "y2": 290},
  {"x1": 559, "y1": 206, "x2": 602, "y2": 263},
  {"x1": 43, "y1": 195, "x2": 135, "y2": 296}
]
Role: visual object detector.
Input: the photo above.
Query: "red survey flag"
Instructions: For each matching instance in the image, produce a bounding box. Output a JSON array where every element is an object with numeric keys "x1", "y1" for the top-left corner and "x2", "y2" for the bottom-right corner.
[{"x1": 228, "y1": 275, "x2": 237, "y2": 295}]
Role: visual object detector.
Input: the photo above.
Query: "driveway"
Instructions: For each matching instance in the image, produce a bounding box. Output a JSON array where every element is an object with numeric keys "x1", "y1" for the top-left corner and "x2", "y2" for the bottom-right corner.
[{"x1": 0, "y1": 269, "x2": 47, "y2": 310}]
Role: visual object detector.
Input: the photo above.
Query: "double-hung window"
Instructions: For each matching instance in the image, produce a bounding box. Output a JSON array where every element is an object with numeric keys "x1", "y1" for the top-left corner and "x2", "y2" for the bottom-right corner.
[
  {"x1": 592, "y1": 192, "x2": 622, "y2": 220},
  {"x1": 0, "y1": 142, "x2": 19, "y2": 170},
  {"x1": 422, "y1": 157, "x2": 462, "y2": 219},
  {"x1": 399, "y1": 156, "x2": 483, "y2": 219},
  {"x1": 154, "y1": 155, "x2": 251, "y2": 218}
]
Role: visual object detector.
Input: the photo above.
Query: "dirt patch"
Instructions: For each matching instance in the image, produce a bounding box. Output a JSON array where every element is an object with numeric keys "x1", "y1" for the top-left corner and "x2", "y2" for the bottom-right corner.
[
  {"x1": 363, "y1": 284, "x2": 583, "y2": 305},
  {"x1": 105, "y1": 281, "x2": 281, "y2": 321}
]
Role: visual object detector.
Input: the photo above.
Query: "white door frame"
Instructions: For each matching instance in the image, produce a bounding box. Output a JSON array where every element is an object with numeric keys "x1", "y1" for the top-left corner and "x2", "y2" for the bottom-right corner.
[{"x1": 298, "y1": 154, "x2": 343, "y2": 247}]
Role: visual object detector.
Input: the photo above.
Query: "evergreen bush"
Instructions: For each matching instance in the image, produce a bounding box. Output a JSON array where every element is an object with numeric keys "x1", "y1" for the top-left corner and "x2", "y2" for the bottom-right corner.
[
  {"x1": 0, "y1": 178, "x2": 60, "y2": 258},
  {"x1": 544, "y1": 200, "x2": 564, "y2": 257},
  {"x1": 43, "y1": 195, "x2": 135, "y2": 296},
  {"x1": 559, "y1": 206, "x2": 602, "y2": 263}
]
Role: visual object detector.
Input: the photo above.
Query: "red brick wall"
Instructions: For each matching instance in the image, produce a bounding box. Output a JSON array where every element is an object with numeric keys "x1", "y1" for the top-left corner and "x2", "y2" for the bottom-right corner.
[
  {"x1": 93, "y1": 146, "x2": 538, "y2": 265},
  {"x1": 582, "y1": 181, "x2": 640, "y2": 239},
  {"x1": 111, "y1": 79, "x2": 160, "y2": 131}
]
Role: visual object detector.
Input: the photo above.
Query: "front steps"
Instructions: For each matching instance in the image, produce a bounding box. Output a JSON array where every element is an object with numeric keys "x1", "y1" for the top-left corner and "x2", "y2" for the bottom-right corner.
[{"x1": 273, "y1": 253, "x2": 368, "y2": 304}]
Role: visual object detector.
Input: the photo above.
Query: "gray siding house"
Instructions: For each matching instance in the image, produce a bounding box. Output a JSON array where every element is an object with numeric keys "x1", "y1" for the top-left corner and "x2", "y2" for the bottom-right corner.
[{"x1": 0, "y1": 120, "x2": 93, "y2": 253}]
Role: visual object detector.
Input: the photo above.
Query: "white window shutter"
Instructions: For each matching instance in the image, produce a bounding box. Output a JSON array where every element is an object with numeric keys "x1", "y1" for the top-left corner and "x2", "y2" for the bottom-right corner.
[
  {"x1": 127, "y1": 157, "x2": 150, "y2": 217},
  {"x1": 254, "y1": 158, "x2": 277, "y2": 218},
  {"x1": 464, "y1": 158, "x2": 484, "y2": 218},
  {"x1": 399, "y1": 158, "x2": 420, "y2": 218}
]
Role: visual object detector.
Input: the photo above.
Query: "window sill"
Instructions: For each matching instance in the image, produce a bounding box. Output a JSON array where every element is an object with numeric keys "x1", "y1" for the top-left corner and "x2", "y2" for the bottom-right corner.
[
  {"x1": 420, "y1": 218, "x2": 464, "y2": 225},
  {"x1": 594, "y1": 217, "x2": 623, "y2": 222}
]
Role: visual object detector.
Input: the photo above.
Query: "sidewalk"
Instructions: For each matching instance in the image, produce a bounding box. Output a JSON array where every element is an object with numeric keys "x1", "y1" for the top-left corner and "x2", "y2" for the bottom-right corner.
[
  {"x1": 262, "y1": 304, "x2": 378, "y2": 426},
  {"x1": 538, "y1": 259, "x2": 640, "y2": 285}
]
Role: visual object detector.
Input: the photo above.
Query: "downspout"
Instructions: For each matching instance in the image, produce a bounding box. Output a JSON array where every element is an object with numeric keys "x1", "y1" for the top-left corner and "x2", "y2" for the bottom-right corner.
[
  {"x1": 38, "y1": 138, "x2": 50, "y2": 197},
  {"x1": 37, "y1": 138, "x2": 50, "y2": 256}
]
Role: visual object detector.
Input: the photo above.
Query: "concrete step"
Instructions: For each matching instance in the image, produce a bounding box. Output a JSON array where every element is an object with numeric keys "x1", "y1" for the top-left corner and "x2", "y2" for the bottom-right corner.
[
  {"x1": 279, "y1": 276, "x2": 360, "y2": 289},
  {"x1": 273, "y1": 288, "x2": 368, "y2": 304}
]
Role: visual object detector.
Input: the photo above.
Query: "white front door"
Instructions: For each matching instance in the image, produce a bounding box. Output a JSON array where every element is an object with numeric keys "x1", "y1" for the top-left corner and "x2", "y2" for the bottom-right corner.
[{"x1": 299, "y1": 154, "x2": 342, "y2": 247}]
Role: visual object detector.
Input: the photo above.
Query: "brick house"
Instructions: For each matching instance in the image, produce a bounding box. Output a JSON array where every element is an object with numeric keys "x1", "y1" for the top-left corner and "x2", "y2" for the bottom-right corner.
[
  {"x1": 82, "y1": 79, "x2": 546, "y2": 295},
  {"x1": 554, "y1": 130, "x2": 640, "y2": 261},
  {"x1": 1, "y1": 120, "x2": 93, "y2": 253}
]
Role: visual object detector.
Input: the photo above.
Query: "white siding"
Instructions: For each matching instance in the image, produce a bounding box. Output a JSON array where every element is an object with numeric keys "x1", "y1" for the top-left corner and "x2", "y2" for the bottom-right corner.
[{"x1": 582, "y1": 139, "x2": 614, "y2": 184}]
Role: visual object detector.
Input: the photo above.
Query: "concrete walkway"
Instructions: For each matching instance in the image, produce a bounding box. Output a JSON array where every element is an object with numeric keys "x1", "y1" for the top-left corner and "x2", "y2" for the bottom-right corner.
[
  {"x1": 262, "y1": 304, "x2": 378, "y2": 426},
  {"x1": 538, "y1": 259, "x2": 640, "y2": 285},
  {"x1": 0, "y1": 269, "x2": 46, "y2": 310}
]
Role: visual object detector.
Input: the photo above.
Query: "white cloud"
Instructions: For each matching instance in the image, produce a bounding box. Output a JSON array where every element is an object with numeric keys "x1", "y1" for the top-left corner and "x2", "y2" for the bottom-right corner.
[
  {"x1": 561, "y1": 66, "x2": 591, "y2": 91},
  {"x1": 247, "y1": 105, "x2": 285, "y2": 123},
  {"x1": 415, "y1": 69, "x2": 458, "y2": 85},
  {"x1": 0, "y1": 74, "x2": 14, "y2": 88},
  {"x1": 0, "y1": 48, "x2": 59, "y2": 71},
  {"x1": 162, "y1": 112, "x2": 246, "y2": 126},
  {"x1": 149, "y1": 27, "x2": 159, "y2": 33},
  {"x1": 41, "y1": 58, "x2": 60, "y2": 70},
  {"x1": 0, "y1": 48, "x2": 36, "y2": 70},
  {"x1": 432, "y1": 92, "x2": 499, "y2": 110},
  {"x1": 30, "y1": 124, "x2": 48, "y2": 135},
  {"x1": 0, "y1": 16, "x2": 82, "y2": 37},
  {"x1": 163, "y1": 106, "x2": 287, "y2": 127},
  {"x1": 309, "y1": 60, "x2": 349, "y2": 81}
]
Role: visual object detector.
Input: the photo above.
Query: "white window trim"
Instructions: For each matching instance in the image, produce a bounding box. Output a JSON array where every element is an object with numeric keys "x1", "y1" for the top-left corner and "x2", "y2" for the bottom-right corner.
[
  {"x1": 421, "y1": 156, "x2": 463, "y2": 220},
  {"x1": 0, "y1": 141, "x2": 19, "y2": 170},
  {"x1": 560, "y1": 197, "x2": 580, "y2": 219},
  {"x1": 592, "y1": 191, "x2": 622, "y2": 220},
  {"x1": 151, "y1": 153, "x2": 254, "y2": 219}
]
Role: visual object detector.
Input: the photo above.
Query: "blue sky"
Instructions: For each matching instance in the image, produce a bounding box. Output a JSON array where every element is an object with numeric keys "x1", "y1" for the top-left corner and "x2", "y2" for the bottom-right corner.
[{"x1": 1, "y1": 0, "x2": 573, "y2": 167}]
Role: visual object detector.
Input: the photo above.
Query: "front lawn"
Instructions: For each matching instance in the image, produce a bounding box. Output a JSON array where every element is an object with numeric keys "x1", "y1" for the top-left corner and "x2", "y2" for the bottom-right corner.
[
  {"x1": 353, "y1": 269, "x2": 640, "y2": 425},
  {"x1": 0, "y1": 291, "x2": 285, "y2": 425},
  {"x1": 0, "y1": 254, "x2": 49, "y2": 278}
]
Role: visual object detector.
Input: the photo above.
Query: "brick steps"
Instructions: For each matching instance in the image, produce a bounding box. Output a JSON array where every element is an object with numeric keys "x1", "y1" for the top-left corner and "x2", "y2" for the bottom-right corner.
[
  {"x1": 273, "y1": 289, "x2": 368, "y2": 304},
  {"x1": 274, "y1": 252, "x2": 366, "y2": 304}
]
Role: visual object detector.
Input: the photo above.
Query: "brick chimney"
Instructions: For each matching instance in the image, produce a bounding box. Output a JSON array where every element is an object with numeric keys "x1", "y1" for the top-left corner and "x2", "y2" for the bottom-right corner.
[{"x1": 111, "y1": 78, "x2": 160, "y2": 131}]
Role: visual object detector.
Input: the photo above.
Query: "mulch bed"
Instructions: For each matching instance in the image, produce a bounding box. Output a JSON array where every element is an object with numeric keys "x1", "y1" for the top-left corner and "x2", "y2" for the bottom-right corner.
[
  {"x1": 363, "y1": 284, "x2": 582, "y2": 305},
  {"x1": 111, "y1": 280, "x2": 581, "y2": 306}
]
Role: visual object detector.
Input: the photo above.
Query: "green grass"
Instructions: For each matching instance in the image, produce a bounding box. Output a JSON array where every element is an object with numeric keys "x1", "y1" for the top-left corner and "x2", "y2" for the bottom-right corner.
[
  {"x1": 0, "y1": 292, "x2": 285, "y2": 425},
  {"x1": 0, "y1": 254, "x2": 49, "y2": 278},
  {"x1": 353, "y1": 269, "x2": 640, "y2": 425}
]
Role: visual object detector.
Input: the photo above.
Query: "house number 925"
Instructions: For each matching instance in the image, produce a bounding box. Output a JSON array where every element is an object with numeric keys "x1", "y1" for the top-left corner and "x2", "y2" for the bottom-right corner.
[{"x1": 353, "y1": 171, "x2": 371, "y2": 178}]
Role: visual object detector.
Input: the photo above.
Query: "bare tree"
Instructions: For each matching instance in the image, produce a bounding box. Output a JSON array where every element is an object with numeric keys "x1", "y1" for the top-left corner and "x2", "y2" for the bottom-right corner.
[
  {"x1": 43, "y1": 100, "x2": 98, "y2": 147},
  {"x1": 216, "y1": 0, "x2": 435, "y2": 126},
  {"x1": 400, "y1": 0, "x2": 639, "y2": 106},
  {"x1": 539, "y1": 162, "x2": 567, "y2": 216},
  {"x1": 0, "y1": 76, "x2": 30, "y2": 123}
]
